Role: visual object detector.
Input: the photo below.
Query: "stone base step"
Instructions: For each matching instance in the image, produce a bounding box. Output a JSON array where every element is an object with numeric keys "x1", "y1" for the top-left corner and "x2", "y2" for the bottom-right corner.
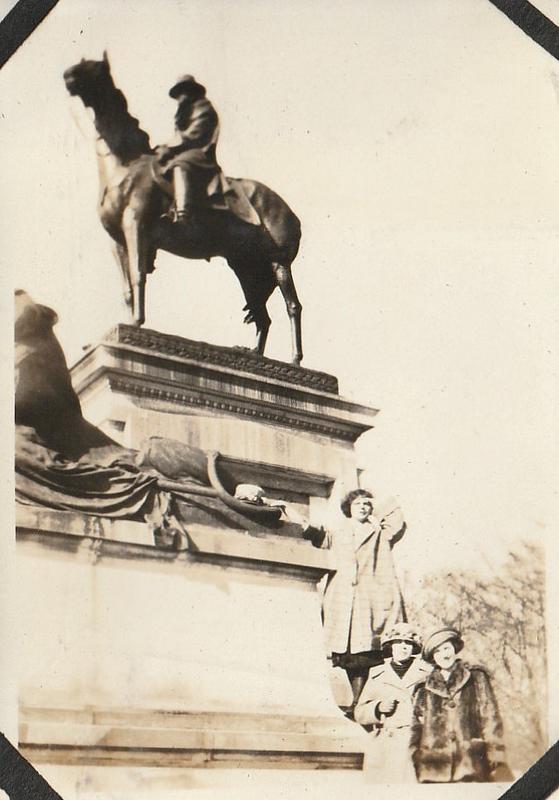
[{"x1": 20, "y1": 707, "x2": 366, "y2": 770}]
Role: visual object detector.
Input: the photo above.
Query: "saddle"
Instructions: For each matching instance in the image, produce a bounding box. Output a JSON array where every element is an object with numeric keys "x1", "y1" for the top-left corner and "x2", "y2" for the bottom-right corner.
[{"x1": 151, "y1": 157, "x2": 261, "y2": 227}]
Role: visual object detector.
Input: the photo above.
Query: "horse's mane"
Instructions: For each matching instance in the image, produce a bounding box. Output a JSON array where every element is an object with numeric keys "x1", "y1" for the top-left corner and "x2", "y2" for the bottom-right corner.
[{"x1": 90, "y1": 66, "x2": 152, "y2": 163}]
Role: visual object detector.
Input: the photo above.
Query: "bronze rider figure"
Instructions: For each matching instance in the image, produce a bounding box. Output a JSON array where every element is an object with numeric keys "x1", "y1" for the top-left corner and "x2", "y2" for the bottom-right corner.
[{"x1": 156, "y1": 74, "x2": 221, "y2": 223}]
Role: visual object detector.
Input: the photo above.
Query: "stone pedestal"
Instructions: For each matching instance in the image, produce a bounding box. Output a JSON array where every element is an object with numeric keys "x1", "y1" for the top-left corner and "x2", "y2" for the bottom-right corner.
[
  {"x1": 71, "y1": 326, "x2": 377, "y2": 513},
  {"x1": 16, "y1": 505, "x2": 370, "y2": 772},
  {"x1": 16, "y1": 329, "x2": 380, "y2": 792}
]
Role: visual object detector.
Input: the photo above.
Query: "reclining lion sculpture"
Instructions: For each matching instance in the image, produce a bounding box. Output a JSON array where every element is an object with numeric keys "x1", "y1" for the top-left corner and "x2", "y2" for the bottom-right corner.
[{"x1": 15, "y1": 291, "x2": 282, "y2": 539}]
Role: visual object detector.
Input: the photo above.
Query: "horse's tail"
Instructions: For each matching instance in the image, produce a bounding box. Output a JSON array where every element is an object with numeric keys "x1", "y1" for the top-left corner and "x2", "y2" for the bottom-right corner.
[{"x1": 230, "y1": 178, "x2": 301, "y2": 266}]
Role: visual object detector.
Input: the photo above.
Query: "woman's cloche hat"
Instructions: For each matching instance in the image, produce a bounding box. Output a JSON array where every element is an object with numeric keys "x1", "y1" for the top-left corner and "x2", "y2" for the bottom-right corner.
[
  {"x1": 422, "y1": 626, "x2": 464, "y2": 663},
  {"x1": 381, "y1": 622, "x2": 422, "y2": 655}
]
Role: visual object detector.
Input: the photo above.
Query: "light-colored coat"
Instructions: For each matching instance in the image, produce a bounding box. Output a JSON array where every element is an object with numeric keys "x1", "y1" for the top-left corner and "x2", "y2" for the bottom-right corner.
[
  {"x1": 354, "y1": 657, "x2": 432, "y2": 730},
  {"x1": 309, "y1": 503, "x2": 406, "y2": 655},
  {"x1": 355, "y1": 657, "x2": 431, "y2": 782}
]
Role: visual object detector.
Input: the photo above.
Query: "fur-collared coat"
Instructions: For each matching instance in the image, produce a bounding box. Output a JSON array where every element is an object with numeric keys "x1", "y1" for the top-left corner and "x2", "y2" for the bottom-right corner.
[
  {"x1": 306, "y1": 503, "x2": 406, "y2": 655},
  {"x1": 410, "y1": 659, "x2": 509, "y2": 783}
]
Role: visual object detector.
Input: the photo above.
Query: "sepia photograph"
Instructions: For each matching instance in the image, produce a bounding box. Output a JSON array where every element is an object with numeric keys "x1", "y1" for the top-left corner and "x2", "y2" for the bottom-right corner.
[{"x1": 1, "y1": 1, "x2": 558, "y2": 798}]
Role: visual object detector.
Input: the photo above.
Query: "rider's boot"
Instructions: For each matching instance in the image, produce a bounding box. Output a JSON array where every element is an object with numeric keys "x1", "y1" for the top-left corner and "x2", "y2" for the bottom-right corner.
[{"x1": 173, "y1": 166, "x2": 195, "y2": 224}]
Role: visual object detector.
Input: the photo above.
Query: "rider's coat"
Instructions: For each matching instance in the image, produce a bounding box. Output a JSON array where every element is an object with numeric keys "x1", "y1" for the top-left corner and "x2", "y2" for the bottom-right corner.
[
  {"x1": 167, "y1": 96, "x2": 220, "y2": 177},
  {"x1": 163, "y1": 96, "x2": 259, "y2": 225}
]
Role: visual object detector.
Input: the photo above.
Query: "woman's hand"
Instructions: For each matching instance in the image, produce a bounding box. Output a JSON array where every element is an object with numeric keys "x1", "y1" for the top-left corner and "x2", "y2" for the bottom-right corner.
[
  {"x1": 270, "y1": 501, "x2": 308, "y2": 527},
  {"x1": 378, "y1": 699, "x2": 398, "y2": 716}
]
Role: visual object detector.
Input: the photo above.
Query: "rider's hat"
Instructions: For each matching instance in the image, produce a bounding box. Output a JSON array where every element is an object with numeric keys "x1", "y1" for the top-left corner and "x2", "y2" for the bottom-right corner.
[{"x1": 169, "y1": 74, "x2": 206, "y2": 99}]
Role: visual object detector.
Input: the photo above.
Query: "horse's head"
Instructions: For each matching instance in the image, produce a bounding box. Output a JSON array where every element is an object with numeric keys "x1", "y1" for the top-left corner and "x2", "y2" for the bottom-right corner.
[
  {"x1": 64, "y1": 51, "x2": 152, "y2": 162},
  {"x1": 63, "y1": 52, "x2": 112, "y2": 106}
]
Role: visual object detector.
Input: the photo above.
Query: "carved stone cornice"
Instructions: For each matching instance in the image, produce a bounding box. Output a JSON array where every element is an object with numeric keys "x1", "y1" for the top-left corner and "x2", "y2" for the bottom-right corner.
[
  {"x1": 71, "y1": 327, "x2": 378, "y2": 444},
  {"x1": 105, "y1": 325, "x2": 339, "y2": 394},
  {"x1": 106, "y1": 373, "x2": 364, "y2": 442}
]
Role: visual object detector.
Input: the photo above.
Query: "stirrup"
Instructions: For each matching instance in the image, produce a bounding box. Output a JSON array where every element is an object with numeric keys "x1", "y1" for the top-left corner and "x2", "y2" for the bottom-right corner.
[{"x1": 175, "y1": 207, "x2": 194, "y2": 224}]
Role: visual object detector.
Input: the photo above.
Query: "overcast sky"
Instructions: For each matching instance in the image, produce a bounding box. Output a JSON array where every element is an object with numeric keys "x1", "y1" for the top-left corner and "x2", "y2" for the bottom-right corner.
[{"x1": 2, "y1": 0, "x2": 558, "y2": 582}]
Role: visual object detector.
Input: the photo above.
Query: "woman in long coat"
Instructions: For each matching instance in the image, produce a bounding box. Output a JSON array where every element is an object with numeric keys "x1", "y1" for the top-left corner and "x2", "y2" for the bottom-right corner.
[
  {"x1": 305, "y1": 489, "x2": 407, "y2": 706},
  {"x1": 354, "y1": 623, "x2": 431, "y2": 781},
  {"x1": 409, "y1": 627, "x2": 512, "y2": 783}
]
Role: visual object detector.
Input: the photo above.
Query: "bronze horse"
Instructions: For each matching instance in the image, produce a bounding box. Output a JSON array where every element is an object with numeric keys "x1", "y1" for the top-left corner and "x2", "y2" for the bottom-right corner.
[{"x1": 63, "y1": 55, "x2": 303, "y2": 364}]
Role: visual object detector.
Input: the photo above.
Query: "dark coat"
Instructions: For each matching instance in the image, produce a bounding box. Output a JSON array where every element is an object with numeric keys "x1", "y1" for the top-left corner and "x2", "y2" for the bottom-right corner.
[
  {"x1": 410, "y1": 659, "x2": 509, "y2": 783},
  {"x1": 160, "y1": 97, "x2": 261, "y2": 224},
  {"x1": 166, "y1": 96, "x2": 220, "y2": 174}
]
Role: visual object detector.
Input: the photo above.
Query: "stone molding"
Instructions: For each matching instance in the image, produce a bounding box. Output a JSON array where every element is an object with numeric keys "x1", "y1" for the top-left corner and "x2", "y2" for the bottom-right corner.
[
  {"x1": 105, "y1": 325, "x2": 339, "y2": 394},
  {"x1": 107, "y1": 372, "x2": 363, "y2": 442},
  {"x1": 72, "y1": 328, "x2": 378, "y2": 445},
  {"x1": 16, "y1": 506, "x2": 333, "y2": 583}
]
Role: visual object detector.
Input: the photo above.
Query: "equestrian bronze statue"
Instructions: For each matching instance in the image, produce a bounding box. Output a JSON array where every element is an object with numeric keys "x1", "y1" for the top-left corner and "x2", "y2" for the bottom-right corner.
[{"x1": 63, "y1": 54, "x2": 303, "y2": 364}]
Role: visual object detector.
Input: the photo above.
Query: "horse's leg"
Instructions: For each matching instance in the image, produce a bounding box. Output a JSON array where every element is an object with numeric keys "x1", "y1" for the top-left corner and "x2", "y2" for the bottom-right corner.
[
  {"x1": 229, "y1": 259, "x2": 273, "y2": 356},
  {"x1": 111, "y1": 240, "x2": 133, "y2": 311},
  {"x1": 253, "y1": 308, "x2": 271, "y2": 355},
  {"x1": 272, "y1": 263, "x2": 303, "y2": 365},
  {"x1": 122, "y1": 209, "x2": 152, "y2": 326},
  {"x1": 243, "y1": 294, "x2": 272, "y2": 356}
]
